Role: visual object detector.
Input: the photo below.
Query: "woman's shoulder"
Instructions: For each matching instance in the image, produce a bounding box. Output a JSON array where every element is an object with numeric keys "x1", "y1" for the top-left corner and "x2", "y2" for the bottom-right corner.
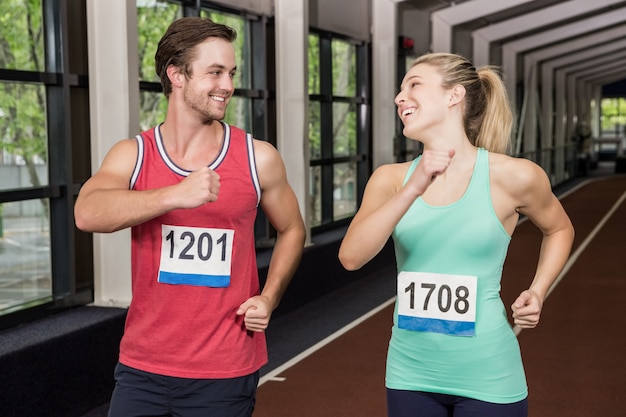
[
  {"x1": 488, "y1": 151, "x2": 550, "y2": 194},
  {"x1": 372, "y1": 160, "x2": 413, "y2": 181},
  {"x1": 488, "y1": 151, "x2": 543, "y2": 172},
  {"x1": 361, "y1": 161, "x2": 415, "y2": 196}
]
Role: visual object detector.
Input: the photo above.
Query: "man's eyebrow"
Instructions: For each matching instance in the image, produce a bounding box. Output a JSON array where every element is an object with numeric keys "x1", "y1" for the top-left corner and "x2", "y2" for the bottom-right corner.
[{"x1": 206, "y1": 64, "x2": 238, "y2": 72}]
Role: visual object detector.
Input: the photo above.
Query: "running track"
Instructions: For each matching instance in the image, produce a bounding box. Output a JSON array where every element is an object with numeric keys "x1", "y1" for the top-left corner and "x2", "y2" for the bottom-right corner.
[{"x1": 254, "y1": 174, "x2": 626, "y2": 417}]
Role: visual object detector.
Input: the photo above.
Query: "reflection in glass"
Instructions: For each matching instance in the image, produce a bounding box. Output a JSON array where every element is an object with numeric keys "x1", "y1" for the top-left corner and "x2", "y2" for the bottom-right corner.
[
  {"x1": 0, "y1": 199, "x2": 52, "y2": 316},
  {"x1": 333, "y1": 102, "x2": 356, "y2": 157},
  {"x1": 308, "y1": 34, "x2": 320, "y2": 95},
  {"x1": 333, "y1": 162, "x2": 356, "y2": 221},
  {"x1": 309, "y1": 166, "x2": 321, "y2": 227},
  {"x1": 332, "y1": 40, "x2": 356, "y2": 97},
  {"x1": 0, "y1": 82, "x2": 49, "y2": 190},
  {"x1": 224, "y1": 96, "x2": 251, "y2": 132},
  {"x1": 139, "y1": 90, "x2": 167, "y2": 132},
  {"x1": 309, "y1": 101, "x2": 321, "y2": 160}
]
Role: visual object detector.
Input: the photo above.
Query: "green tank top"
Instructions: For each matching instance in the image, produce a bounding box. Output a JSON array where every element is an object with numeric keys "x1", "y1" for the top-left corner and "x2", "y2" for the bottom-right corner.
[{"x1": 387, "y1": 148, "x2": 528, "y2": 403}]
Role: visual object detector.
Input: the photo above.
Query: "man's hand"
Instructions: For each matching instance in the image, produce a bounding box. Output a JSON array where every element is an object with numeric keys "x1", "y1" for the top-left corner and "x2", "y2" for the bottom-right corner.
[
  {"x1": 173, "y1": 167, "x2": 220, "y2": 209},
  {"x1": 236, "y1": 295, "x2": 272, "y2": 332}
]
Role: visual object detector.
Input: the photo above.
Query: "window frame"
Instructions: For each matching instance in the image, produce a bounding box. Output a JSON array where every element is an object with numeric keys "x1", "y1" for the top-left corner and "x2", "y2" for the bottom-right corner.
[
  {"x1": 0, "y1": 0, "x2": 91, "y2": 330},
  {"x1": 308, "y1": 29, "x2": 370, "y2": 233}
]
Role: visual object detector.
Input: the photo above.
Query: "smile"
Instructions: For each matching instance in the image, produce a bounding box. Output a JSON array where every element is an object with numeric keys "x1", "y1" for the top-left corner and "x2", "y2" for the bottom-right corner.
[{"x1": 402, "y1": 108, "x2": 416, "y2": 117}]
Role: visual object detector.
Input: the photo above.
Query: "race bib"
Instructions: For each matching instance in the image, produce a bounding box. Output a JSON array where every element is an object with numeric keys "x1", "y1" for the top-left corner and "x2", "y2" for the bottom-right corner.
[
  {"x1": 397, "y1": 271, "x2": 477, "y2": 336},
  {"x1": 158, "y1": 225, "x2": 234, "y2": 287}
]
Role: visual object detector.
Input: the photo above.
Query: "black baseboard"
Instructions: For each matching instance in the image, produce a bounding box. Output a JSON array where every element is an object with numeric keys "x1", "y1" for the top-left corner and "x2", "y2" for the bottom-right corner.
[{"x1": 0, "y1": 306, "x2": 126, "y2": 417}]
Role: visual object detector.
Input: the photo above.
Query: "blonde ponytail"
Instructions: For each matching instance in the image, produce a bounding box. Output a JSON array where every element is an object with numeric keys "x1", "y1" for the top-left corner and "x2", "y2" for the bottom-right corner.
[{"x1": 475, "y1": 67, "x2": 513, "y2": 154}]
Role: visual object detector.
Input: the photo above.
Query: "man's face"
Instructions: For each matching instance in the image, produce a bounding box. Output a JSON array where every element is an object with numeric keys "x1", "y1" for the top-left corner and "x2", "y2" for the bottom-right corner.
[{"x1": 181, "y1": 38, "x2": 237, "y2": 122}]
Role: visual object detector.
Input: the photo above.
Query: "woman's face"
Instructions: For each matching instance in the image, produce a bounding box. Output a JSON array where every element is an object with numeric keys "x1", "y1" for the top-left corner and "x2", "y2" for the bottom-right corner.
[{"x1": 394, "y1": 63, "x2": 451, "y2": 140}]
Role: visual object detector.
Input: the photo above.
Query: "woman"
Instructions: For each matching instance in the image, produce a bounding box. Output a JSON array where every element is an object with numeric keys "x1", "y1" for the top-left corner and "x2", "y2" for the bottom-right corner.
[{"x1": 338, "y1": 53, "x2": 574, "y2": 417}]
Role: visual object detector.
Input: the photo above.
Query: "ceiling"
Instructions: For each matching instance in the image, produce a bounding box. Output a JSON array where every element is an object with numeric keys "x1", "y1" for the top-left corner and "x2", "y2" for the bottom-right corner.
[{"x1": 398, "y1": 0, "x2": 626, "y2": 96}]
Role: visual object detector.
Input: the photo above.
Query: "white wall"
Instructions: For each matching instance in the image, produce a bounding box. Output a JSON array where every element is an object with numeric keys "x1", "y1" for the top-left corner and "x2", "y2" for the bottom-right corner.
[{"x1": 86, "y1": 0, "x2": 138, "y2": 307}]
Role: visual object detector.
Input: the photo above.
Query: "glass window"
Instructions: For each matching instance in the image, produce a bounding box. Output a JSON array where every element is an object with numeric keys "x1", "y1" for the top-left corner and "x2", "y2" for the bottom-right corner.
[
  {"x1": 333, "y1": 162, "x2": 356, "y2": 221},
  {"x1": 600, "y1": 97, "x2": 626, "y2": 137},
  {"x1": 332, "y1": 39, "x2": 356, "y2": 97},
  {"x1": 309, "y1": 101, "x2": 321, "y2": 160},
  {"x1": 309, "y1": 166, "x2": 321, "y2": 227},
  {"x1": 225, "y1": 96, "x2": 251, "y2": 132},
  {"x1": 332, "y1": 102, "x2": 356, "y2": 157},
  {"x1": 308, "y1": 31, "x2": 369, "y2": 230},
  {"x1": 137, "y1": 1, "x2": 182, "y2": 83},
  {"x1": 0, "y1": 199, "x2": 52, "y2": 315},
  {"x1": 136, "y1": 0, "x2": 182, "y2": 129},
  {"x1": 0, "y1": 82, "x2": 49, "y2": 187},
  {"x1": 308, "y1": 34, "x2": 320, "y2": 95},
  {"x1": 139, "y1": 90, "x2": 168, "y2": 132},
  {"x1": 0, "y1": 1, "x2": 44, "y2": 71},
  {"x1": 0, "y1": 0, "x2": 55, "y2": 319}
]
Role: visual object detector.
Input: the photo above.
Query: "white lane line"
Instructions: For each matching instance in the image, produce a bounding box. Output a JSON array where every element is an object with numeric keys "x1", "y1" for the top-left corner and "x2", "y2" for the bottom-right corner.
[
  {"x1": 258, "y1": 296, "x2": 396, "y2": 386},
  {"x1": 514, "y1": 189, "x2": 626, "y2": 336}
]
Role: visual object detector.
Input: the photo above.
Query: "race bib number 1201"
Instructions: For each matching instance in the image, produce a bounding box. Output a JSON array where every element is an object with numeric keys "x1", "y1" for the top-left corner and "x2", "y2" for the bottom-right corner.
[
  {"x1": 397, "y1": 271, "x2": 477, "y2": 336},
  {"x1": 158, "y1": 225, "x2": 234, "y2": 287}
]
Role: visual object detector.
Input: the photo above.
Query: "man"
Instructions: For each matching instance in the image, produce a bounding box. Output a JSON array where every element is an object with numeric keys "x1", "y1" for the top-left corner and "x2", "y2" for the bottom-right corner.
[{"x1": 75, "y1": 17, "x2": 305, "y2": 417}]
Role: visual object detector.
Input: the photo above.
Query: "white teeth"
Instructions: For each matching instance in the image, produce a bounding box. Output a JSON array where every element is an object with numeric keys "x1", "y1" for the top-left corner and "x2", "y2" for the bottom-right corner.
[
  {"x1": 211, "y1": 96, "x2": 225, "y2": 102},
  {"x1": 402, "y1": 108, "x2": 415, "y2": 117}
]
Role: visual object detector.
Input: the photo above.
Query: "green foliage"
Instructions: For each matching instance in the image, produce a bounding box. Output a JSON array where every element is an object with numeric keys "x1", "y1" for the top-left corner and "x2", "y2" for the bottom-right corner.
[
  {"x1": 0, "y1": 0, "x2": 47, "y2": 191},
  {"x1": 137, "y1": 2, "x2": 181, "y2": 82},
  {"x1": 0, "y1": 0, "x2": 44, "y2": 71},
  {"x1": 600, "y1": 98, "x2": 626, "y2": 135},
  {"x1": 137, "y1": 1, "x2": 182, "y2": 130},
  {"x1": 308, "y1": 35, "x2": 321, "y2": 159}
]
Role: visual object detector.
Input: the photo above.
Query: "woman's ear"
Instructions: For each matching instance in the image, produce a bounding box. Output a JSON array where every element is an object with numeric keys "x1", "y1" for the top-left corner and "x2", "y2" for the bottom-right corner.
[{"x1": 448, "y1": 84, "x2": 466, "y2": 107}]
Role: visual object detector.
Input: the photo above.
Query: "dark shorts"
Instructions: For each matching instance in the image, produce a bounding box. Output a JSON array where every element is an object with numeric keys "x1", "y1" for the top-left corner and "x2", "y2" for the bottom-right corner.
[
  {"x1": 387, "y1": 389, "x2": 528, "y2": 417},
  {"x1": 108, "y1": 362, "x2": 259, "y2": 417}
]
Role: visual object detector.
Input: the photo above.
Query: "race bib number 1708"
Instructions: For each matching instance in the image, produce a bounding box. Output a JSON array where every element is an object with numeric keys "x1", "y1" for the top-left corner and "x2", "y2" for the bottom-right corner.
[{"x1": 397, "y1": 271, "x2": 477, "y2": 336}]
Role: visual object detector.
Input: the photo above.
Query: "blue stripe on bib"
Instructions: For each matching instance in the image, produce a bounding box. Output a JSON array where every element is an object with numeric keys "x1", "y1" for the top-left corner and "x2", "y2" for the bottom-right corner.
[
  {"x1": 398, "y1": 315, "x2": 475, "y2": 337},
  {"x1": 158, "y1": 271, "x2": 230, "y2": 288}
]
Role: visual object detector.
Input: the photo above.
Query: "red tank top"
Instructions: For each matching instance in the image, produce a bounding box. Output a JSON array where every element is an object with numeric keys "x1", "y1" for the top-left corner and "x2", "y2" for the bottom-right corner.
[{"x1": 119, "y1": 123, "x2": 267, "y2": 378}]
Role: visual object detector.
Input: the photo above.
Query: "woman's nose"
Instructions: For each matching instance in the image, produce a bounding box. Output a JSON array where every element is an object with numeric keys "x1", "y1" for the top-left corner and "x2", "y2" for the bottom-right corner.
[{"x1": 394, "y1": 92, "x2": 404, "y2": 106}]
